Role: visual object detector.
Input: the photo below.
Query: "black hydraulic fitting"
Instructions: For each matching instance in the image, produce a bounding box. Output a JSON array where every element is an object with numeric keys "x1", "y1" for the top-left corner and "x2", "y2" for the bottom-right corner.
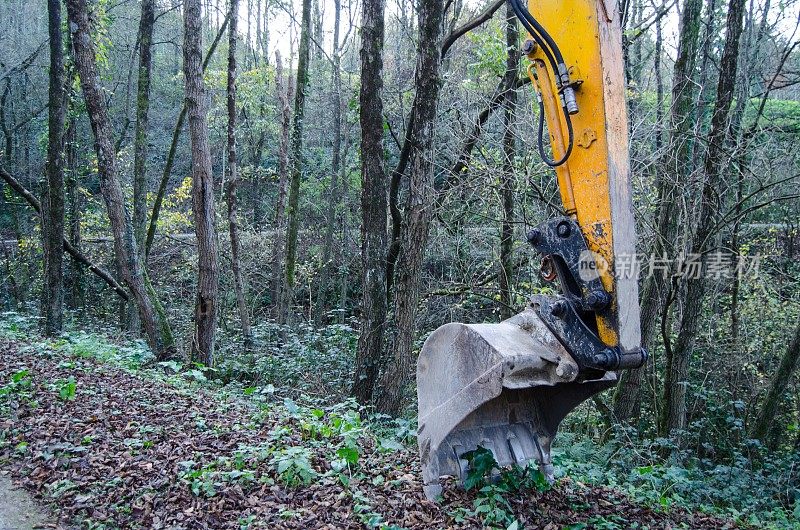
[
  {"x1": 593, "y1": 349, "x2": 616, "y2": 370},
  {"x1": 586, "y1": 290, "x2": 611, "y2": 310}
]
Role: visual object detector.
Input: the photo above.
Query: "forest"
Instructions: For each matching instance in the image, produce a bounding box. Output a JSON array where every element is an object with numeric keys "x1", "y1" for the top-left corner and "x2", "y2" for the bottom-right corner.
[{"x1": 0, "y1": 0, "x2": 799, "y2": 527}]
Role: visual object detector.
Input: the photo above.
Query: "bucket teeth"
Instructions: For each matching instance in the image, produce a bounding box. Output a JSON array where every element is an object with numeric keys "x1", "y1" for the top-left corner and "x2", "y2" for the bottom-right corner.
[
  {"x1": 416, "y1": 307, "x2": 616, "y2": 499},
  {"x1": 507, "y1": 434, "x2": 526, "y2": 465}
]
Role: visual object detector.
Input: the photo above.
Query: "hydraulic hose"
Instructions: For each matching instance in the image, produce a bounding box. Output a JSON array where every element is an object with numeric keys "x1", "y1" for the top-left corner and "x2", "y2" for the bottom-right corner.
[
  {"x1": 509, "y1": 0, "x2": 579, "y2": 114},
  {"x1": 508, "y1": 0, "x2": 576, "y2": 166},
  {"x1": 537, "y1": 96, "x2": 574, "y2": 167}
]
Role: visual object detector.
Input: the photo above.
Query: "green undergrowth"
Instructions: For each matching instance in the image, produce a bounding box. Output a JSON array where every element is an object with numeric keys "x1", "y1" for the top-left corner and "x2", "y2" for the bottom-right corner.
[
  {"x1": 215, "y1": 320, "x2": 358, "y2": 402},
  {"x1": 553, "y1": 429, "x2": 800, "y2": 529},
  {"x1": 0, "y1": 312, "x2": 415, "y2": 529}
]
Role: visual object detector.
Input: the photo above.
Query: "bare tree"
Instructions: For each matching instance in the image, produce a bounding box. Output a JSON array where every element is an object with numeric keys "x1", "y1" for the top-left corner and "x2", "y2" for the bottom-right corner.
[
  {"x1": 314, "y1": 0, "x2": 344, "y2": 324},
  {"x1": 271, "y1": 50, "x2": 292, "y2": 309},
  {"x1": 42, "y1": 0, "x2": 65, "y2": 336},
  {"x1": 133, "y1": 0, "x2": 154, "y2": 251},
  {"x1": 64, "y1": 115, "x2": 83, "y2": 308},
  {"x1": 184, "y1": 0, "x2": 220, "y2": 366},
  {"x1": 661, "y1": 0, "x2": 747, "y2": 438},
  {"x1": 65, "y1": 0, "x2": 173, "y2": 358},
  {"x1": 352, "y1": 0, "x2": 388, "y2": 404},
  {"x1": 281, "y1": 0, "x2": 312, "y2": 322},
  {"x1": 614, "y1": 0, "x2": 702, "y2": 423},
  {"x1": 225, "y1": 0, "x2": 252, "y2": 348},
  {"x1": 498, "y1": 5, "x2": 518, "y2": 320},
  {"x1": 377, "y1": 0, "x2": 446, "y2": 415},
  {"x1": 385, "y1": 0, "x2": 506, "y2": 301},
  {"x1": 145, "y1": 15, "x2": 231, "y2": 258}
]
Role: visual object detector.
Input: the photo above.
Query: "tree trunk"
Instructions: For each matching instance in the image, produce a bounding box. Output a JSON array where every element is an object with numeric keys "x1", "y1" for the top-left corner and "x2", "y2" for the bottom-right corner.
[
  {"x1": 1, "y1": 80, "x2": 12, "y2": 168},
  {"x1": 751, "y1": 320, "x2": 800, "y2": 445},
  {"x1": 255, "y1": 0, "x2": 263, "y2": 65},
  {"x1": 690, "y1": 0, "x2": 717, "y2": 168},
  {"x1": 313, "y1": 0, "x2": 324, "y2": 59},
  {"x1": 661, "y1": 0, "x2": 746, "y2": 439},
  {"x1": 281, "y1": 0, "x2": 312, "y2": 322},
  {"x1": 376, "y1": 0, "x2": 445, "y2": 415},
  {"x1": 498, "y1": 4, "x2": 517, "y2": 320},
  {"x1": 272, "y1": 50, "x2": 292, "y2": 309},
  {"x1": 613, "y1": 0, "x2": 703, "y2": 423},
  {"x1": 338, "y1": 132, "x2": 351, "y2": 325},
  {"x1": 728, "y1": 0, "x2": 762, "y2": 345},
  {"x1": 184, "y1": 0, "x2": 220, "y2": 366},
  {"x1": 133, "y1": 0, "x2": 154, "y2": 252},
  {"x1": 729, "y1": 168, "x2": 743, "y2": 343},
  {"x1": 261, "y1": 1, "x2": 270, "y2": 61},
  {"x1": 42, "y1": 0, "x2": 66, "y2": 336},
  {"x1": 127, "y1": 0, "x2": 155, "y2": 338},
  {"x1": 246, "y1": 0, "x2": 253, "y2": 69},
  {"x1": 313, "y1": 0, "x2": 343, "y2": 325},
  {"x1": 65, "y1": 0, "x2": 171, "y2": 357},
  {"x1": 351, "y1": 0, "x2": 388, "y2": 404},
  {"x1": 654, "y1": 16, "x2": 664, "y2": 153},
  {"x1": 0, "y1": 78, "x2": 6, "y2": 233},
  {"x1": 384, "y1": 0, "x2": 505, "y2": 301},
  {"x1": 64, "y1": 116, "x2": 84, "y2": 309},
  {"x1": 225, "y1": 0, "x2": 253, "y2": 348}
]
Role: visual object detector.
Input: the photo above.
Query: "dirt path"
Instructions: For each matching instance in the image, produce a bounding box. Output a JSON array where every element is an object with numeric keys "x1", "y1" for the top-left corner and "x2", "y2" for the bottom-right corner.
[{"x1": 0, "y1": 473, "x2": 49, "y2": 530}]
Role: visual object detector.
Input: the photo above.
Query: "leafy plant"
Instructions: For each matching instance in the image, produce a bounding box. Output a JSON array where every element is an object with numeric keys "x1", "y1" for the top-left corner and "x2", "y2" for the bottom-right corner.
[
  {"x1": 214, "y1": 322, "x2": 358, "y2": 400},
  {"x1": 0, "y1": 369, "x2": 33, "y2": 400},
  {"x1": 178, "y1": 460, "x2": 218, "y2": 498},
  {"x1": 585, "y1": 514, "x2": 628, "y2": 529},
  {"x1": 459, "y1": 446, "x2": 552, "y2": 529},
  {"x1": 0, "y1": 312, "x2": 38, "y2": 338},
  {"x1": 462, "y1": 446, "x2": 499, "y2": 490},
  {"x1": 57, "y1": 377, "x2": 77, "y2": 401},
  {"x1": 270, "y1": 446, "x2": 317, "y2": 486},
  {"x1": 553, "y1": 428, "x2": 800, "y2": 528},
  {"x1": 348, "y1": 489, "x2": 405, "y2": 529}
]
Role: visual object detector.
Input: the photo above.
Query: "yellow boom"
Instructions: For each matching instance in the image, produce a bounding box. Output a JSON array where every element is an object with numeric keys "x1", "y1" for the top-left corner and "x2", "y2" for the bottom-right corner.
[{"x1": 526, "y1": 0, "x2": 640, "y2": 350}]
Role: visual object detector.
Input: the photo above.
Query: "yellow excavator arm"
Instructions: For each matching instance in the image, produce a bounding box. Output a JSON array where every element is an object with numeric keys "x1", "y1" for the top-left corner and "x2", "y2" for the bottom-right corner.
[
  {"x1": 523, "y1": 0, "x2": 640, "y2": 352},
  {"x1": 416, "y1": 0, "x2": 646, "y2": 498}
]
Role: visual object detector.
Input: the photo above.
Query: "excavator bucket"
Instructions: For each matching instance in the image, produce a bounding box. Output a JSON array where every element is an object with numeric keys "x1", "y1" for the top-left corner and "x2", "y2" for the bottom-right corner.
[{"x1": 416, "y1": 305, "x2": 615, "y2": 499}]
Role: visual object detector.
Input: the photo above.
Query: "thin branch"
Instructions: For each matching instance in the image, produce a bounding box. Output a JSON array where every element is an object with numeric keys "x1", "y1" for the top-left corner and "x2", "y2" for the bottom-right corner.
[
  {"x1": 441, "y1": 0, "x2": 505, "y2": 58},
  {"x1": 384, "y1": 114, "x2": 403, "y2": 151},
  {"x1": 0, "y1": 166, "x2": 129, "y2": 300},
  {"x1": 629, "y1": 0, "x2": 677, "y2": 42},
  {"x1": 744, "y1": 44, "x2": 800, "y2": 140},
  {"x1": 0, "y1": 40, "x2": 48, "y2": 83},
  {"x1": 153, "y1": 2, "x2": 182, "y2": 23},
  {"x1": 442, "y1": 75, "x2": 531, "y2": 192}
]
